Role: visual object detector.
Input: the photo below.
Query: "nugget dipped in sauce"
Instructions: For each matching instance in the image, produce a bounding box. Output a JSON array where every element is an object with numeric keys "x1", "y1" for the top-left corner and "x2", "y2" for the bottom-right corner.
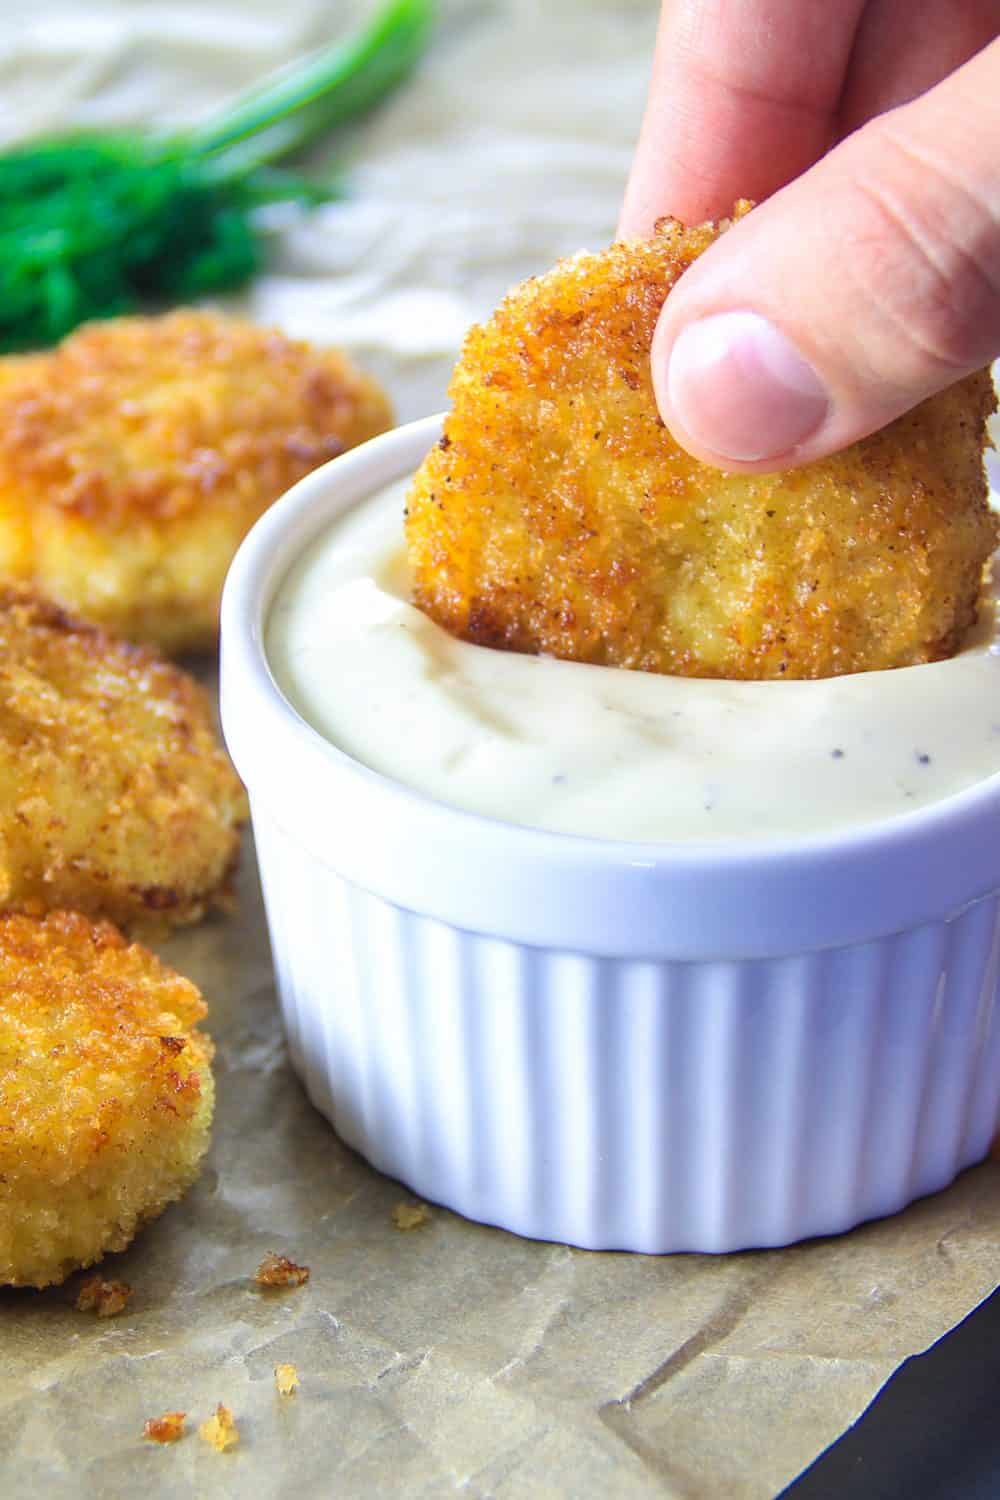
[
  {"x1": 0, "y1": 910, "x2": 213, "y2": 1288},
  {"x1": 407, "y1": 207, "x2": 997, "y2": 680},
  {"x1": 0, "y1": 587, "x2": 246, "y2": 931},
  {"x1": 0, "y1": 311, "x2": 392, "y2": 653}
]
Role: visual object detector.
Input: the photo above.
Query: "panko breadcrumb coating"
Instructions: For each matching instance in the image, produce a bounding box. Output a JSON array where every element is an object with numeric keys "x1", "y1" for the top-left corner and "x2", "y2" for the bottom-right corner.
[
  {"x1": 0, "y1": 586, "x2": 246, "y2": 931},
  {"x1": 0, "y1": 910, "x2": 213, "y2": 1289},
  {"x1": 0, "y1": 310, "x2": 392, "y2": 652},
  {"x1": 407, "y1": 208, "x2": 998, "y2": 680}
]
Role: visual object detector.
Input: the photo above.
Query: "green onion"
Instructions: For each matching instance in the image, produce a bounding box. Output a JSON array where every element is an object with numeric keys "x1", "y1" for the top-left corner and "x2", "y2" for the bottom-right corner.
[{"x1": 0, "y1": 0, "x2": 433, "y2": 352}]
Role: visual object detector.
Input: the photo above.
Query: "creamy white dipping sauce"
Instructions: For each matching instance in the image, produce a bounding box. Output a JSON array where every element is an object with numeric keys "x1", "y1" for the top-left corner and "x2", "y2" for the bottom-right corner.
[{"x1": 267, "y1": 477, "x2": 1000, "y2": 844}]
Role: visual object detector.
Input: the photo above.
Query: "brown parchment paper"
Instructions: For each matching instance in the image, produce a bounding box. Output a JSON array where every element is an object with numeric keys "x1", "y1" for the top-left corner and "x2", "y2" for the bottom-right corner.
[
  {"x1": 2, "y1": 822, "x2": 999, "y2": 1500},
  {"x1": 1, "y1": 3, "x2": 1000, "y2": 1495}
]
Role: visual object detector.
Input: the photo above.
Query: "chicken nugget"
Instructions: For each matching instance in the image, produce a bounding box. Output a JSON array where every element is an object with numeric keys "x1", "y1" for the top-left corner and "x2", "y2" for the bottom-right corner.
[
  {"x1": 0, "y1": 910, "x2": 213, "y2": 1288},
  {"x1": 0, "y1": 586, "x2": 246, "y2": 931},
  {"x1": 407, "y1": 210, "x2": 997, "y2": 679},
  {"x1": 0, "y1": 310, "x2": 392, "y2": 652}
]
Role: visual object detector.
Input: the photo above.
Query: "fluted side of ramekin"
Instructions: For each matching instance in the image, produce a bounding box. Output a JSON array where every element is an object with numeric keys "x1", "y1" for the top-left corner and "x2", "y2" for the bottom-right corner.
[{"x1": 254, "y1": 810, "x2": 1000, "y2": 1253}]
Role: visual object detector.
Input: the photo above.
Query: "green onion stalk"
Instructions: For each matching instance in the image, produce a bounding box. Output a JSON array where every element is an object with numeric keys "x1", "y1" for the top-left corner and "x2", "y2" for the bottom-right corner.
[{"x1": 0, "y1": 0, "x2": 433, "y2": 352}]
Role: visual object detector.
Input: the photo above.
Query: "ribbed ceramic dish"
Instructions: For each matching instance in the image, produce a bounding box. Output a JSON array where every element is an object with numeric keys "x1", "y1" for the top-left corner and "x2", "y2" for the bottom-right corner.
[{"x1": 221, "y1": 415, "x2": 1000, "y2": 1253}]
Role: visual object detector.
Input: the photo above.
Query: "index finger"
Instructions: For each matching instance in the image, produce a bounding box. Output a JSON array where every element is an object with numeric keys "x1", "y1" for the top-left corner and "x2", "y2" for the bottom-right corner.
[{"x1": 619, "y1": 0, "x2": 866, "y2": 236}]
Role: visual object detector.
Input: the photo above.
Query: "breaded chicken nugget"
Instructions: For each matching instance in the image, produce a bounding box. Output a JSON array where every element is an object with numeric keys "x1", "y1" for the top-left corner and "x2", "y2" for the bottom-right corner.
[
  {"x1": 0, "y1": 587, "x2": 246, "y2": 930},
  {"x1": 407, "y1": 210, "x2": 997, "y2": 679},
  {"x1": 0, "y1": 311, "x2": 392, "y2": 652},
  {"x1": 0, "y1": 909, "x2": 213, "y2": 1288}
]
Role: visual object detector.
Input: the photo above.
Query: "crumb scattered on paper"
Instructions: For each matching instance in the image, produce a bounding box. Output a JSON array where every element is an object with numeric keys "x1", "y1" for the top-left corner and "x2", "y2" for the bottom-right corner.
[
  {"x1": 274, "y1": 1362, "x2": 299, "y2": 1396},
  {"x1": 75, "y1": 1275, "x2": 132, "y2": 1317},
  {"x1": 143, "y1": 1411, "x2": 185, "y2": 1444},
  {"x1": 198, "y1": 1404, "x2": 239, "y2": 1452},
  {"x1": 392, "y1": 1201, "x2": 431, "y2": 1231},
  {"x1": 255, "y1": 1252, "x2": 310, "y2": 1288}
]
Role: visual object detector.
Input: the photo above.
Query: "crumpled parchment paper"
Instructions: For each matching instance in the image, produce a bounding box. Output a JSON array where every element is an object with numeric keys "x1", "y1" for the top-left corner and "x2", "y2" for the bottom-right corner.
[
  {"x1": 0, "y1": 4, "x2": 998, "y2": 1496},
  {"x1": 2, "y1": 838, "x2": 999, "y2": 1499}
]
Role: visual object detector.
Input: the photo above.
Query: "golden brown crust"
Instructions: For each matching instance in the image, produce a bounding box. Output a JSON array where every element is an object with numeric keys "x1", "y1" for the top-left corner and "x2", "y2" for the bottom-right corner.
[
  {"x1": 407, "y1": 209, "x2": 998, "y2": 680},
  {"x1": 0, "y1": 910, "x2": 214, "y2": 1288},
  {"x1": 0, "y1": 584, "x2": 246, "y2": 932},
  {"x1": 0, "y1": 310, "x2": 393, "y2": 651}
]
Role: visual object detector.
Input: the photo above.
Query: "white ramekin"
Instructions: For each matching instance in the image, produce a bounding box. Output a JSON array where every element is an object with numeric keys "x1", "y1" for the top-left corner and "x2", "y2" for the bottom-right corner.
[{"x1": 221, "y1": 414, "x2": 1000, "y2": 1253}]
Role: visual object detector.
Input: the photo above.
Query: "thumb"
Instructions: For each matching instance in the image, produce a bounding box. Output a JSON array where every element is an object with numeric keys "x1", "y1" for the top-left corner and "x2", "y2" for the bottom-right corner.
[{"x1": 651, "y1": 38, "x2": 1000, "y2": 472}]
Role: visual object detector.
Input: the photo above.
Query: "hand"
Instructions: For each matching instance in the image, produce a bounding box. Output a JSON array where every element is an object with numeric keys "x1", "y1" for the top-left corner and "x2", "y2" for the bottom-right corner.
[{"x1": 620, "y1": 1, "x2": 1000, "y2": 471}]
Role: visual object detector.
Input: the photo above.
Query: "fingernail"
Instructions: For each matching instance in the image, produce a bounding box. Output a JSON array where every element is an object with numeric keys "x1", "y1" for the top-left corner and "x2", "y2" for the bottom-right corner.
[{"x1": 664, "y1": 311, "x2": 829, "y2": 461}]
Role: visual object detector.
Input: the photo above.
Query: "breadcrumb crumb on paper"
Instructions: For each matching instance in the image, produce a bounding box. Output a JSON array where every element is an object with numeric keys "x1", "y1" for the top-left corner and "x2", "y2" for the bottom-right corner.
[
  {"x1": 254, "y1": 1252, "x2": 310, "y2": 1288},
  {"x1": 198, "y1": 1404, "x2": 239, "y2": 1452},
  {"x1": 75, "y1": 1275, "x2": 132, "y2": 1317},
  {"x1": 143, "y1": 1411, "x2": 185, "y2": 1444},
  {"x1": 392, "y1": 1202, "x2": 431, "y2": 1231},
  {"x1": 274, "y1": 1363, "x2": 299, "y2": 1397}
]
